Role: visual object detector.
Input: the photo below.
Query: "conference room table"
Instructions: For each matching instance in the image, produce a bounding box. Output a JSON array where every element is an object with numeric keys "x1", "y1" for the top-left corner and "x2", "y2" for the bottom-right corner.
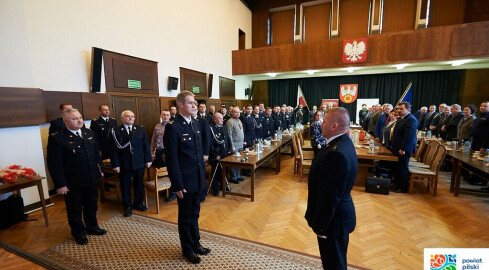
[
  {"x1": 355, "y1": 141, "x2": 398, "y2": 186},
  {"x1": 220, "y1": 135, "x2": 292, "y2": 202},
  {"x1": 447, "y1": 149, "x2": 489, "y2": 196}
]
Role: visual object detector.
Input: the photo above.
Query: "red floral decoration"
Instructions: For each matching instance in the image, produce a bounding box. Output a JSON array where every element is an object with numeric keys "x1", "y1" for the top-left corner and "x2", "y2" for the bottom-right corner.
[{"x1": 0, "y1": 165, "x2": 38, "y2": 184}]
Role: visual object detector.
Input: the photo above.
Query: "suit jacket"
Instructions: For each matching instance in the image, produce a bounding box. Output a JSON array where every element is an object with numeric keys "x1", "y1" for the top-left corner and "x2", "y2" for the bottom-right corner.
[
  {"x1": 90, "y1": 116, "x2": 117, "y2": 159},
  {"x1": 305, "y1": 134, "x2": 357, "y2": 236},
  {"x1": 209, "y1": 122, "x2": 233, "y2": 161},
  {"x1": 49, "y1": 117, "x2": 65, "y2": 135},
  {"x1": 444, "y1": 112, "x2": 464, "y2": 140},
  {"x1": 240, "y1": 114, "x2": 256, "y2": 146},
  {"x1": 195, "y1": 117, "x2": 211, "y2": 156},
  {"x1": 391, "y1": 113, "x2": 418, "y2": 156},
  {"x1": 375, "y1": 113, "x2": 389, "y2": 138},
  {"x1": 414, "y1": 111, "x2": 426, "y2": 130},
  {"x1": 47, "y1": 128, "x2": 102, "y2": 189},
  {"x1": 164, "y1": 115, "x2": 206, "y2": 192},
  {"x1": 110, "y1": 124, "x2": 152, "y2": 171}
]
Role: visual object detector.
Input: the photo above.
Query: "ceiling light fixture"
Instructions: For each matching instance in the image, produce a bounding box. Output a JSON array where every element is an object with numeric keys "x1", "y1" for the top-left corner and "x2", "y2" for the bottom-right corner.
[
  {"x1": 267, "y1": 73, "x2": 277, "y2": 77},
  {"x1": 451, "y1": 59, "x2": 472, "y2": 66},
  {"x1": 347, "y1": 67, "x2": 356, "y2": 73},
  {"x1": 396, "y1": 64, "x2": 408, "y2": 69},
  {"x1": 306, "y1": 70, "x2": 315, "y2": 75}
]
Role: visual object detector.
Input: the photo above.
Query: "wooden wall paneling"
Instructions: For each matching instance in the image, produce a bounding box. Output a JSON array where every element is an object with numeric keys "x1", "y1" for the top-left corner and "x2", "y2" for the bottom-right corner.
[
  {"x1": 206, "y1": 99, "x2": 220, "y2": 113},
  {"x1": 464, "y1": 0, "x2": 489, "y2": 23},
  {"x1": 179, "y1": 68, "x2": 208, "y2": 99},
  {"x1": 252, "y1": 9, "x2": 270, "y2": 48},
  {"x1": 137, "y1": 97, "x2": 160, "y2": 139},
  {"x1": 303, "y1": 3, "x2": 331, "y2": 43},
  {"x1": 251, "y1": 80, "x2": 269, "y2": 107},
  {"x1": 429, "y1": 0, "x2": 466, "y2": 27},
  {"x1": 450, "y1": 22, "x2": 489, "y2": 57},
  {"x1": 0, "y1": 88, "x2": 46, "y2": 128},
  {"x1": 44, "y1": 91, "x2": 83, "y2": 123},
  {"x1": 109, "y1": 95, "x2": 137, "y2": 126},
  {"x1": 290, "y1": 42, "x2": 327, "y2": 70},
  {"x1": 219, "y1": 76, "x2": 236, "y2": 100},
  {"x1": 459, "y1": 69, "x2": 489, "y2": 106},
  {"x1": 382, "y1": 0, "x2": 417, "y2": 33},
  {"x1": 339, "y1": 0, "x2": 371, "y2": 38},
  {"x1": 81, "y1": 93, "x2": 109, "y2": 120},
  {"x1": 271, "y1": 8, "x2": 296, "y2": 45},
  {"x1": 102, "y1": 50, "x2": 158, "y2": 95},
  {"x1": 159, "y1": 97, "x2": 176, "y2": 111},
  {"x1": 249, "y1": 47, "x2": 282, "y2": 73},
  {"x1": 387, "y1": 27, "x2": 447, "y2": 61},
  {"x1": 220, "y1": 100, "x2": 237, "y2": 108},
  {"x1": 236, "y1": 99, "x2": 252, "y2": 110}
]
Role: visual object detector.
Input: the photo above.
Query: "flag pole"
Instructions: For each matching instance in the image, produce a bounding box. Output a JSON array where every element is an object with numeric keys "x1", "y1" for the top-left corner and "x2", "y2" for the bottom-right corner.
[{"x1": 395, "y1": 82, "x2": 413, "y2": 108}]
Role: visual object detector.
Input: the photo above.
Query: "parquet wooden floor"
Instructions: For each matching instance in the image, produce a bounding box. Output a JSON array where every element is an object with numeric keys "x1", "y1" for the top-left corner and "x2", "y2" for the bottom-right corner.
[{"x1": 1, "y1": 156, "x2": 488, "y2": 269}]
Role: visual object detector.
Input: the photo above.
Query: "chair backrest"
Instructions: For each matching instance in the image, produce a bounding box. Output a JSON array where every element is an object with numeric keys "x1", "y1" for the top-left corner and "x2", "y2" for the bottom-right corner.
[
  {"x1": 155, "y1": 167, "x2": 169, "y2": 186},
  {"x1": 296, "y1": 135, "x2": 305, "y2": 161},
  {"x1": 429, "y1": 145, "x2": 447, "y2": 173},
  {"x1": 422, "y1": 141, "x2": 439, "y2": 165},
  {"x1": 298, "y1": 130, "x2": 304, "y2": 146},
  {"x1": 414, "y1": 138, "x2": 426, "y2": 161},
  {"x1": 291, "y1": 134, "x2": 299, "y2": 157}
]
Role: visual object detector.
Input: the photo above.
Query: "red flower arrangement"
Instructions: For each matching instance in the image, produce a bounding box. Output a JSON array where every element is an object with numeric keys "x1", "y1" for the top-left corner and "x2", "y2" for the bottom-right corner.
[{"x1": 0, "y1": 165, "x2": 39, "y2": 184}]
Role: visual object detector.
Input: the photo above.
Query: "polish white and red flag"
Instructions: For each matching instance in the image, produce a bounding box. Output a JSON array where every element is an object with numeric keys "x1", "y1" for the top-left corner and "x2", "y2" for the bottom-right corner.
[{"x1": 297, "y1": 85, "x2": 309, "y2": 108}]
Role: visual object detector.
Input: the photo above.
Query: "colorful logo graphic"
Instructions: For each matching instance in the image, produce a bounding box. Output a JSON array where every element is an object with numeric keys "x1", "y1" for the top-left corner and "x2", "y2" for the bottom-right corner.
[{"x1": 430, "y1": 254, "x2": 456, "y2": 270}]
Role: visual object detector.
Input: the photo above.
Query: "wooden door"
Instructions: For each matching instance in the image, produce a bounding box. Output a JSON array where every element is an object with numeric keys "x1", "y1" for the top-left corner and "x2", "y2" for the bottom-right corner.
[
  {"x1": 110, "y1": 95, "x2": 137, "y2": 126},
  {"x1": 137, "y1": 96, "x2": 160, "y2": 139}
]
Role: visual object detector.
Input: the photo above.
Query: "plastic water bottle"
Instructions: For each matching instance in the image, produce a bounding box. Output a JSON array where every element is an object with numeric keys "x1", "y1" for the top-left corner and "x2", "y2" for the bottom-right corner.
[
  {"x1": 463, "y1": 141, "x2": 471, "y2": 154},
  {"x1": 426, "y1": 130, "x2": 431, "y2": 139}
]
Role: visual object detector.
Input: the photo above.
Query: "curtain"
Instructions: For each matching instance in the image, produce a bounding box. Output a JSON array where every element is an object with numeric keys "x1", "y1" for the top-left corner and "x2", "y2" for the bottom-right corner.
[{"x1": 269, "y1": 70, "x2": 461, "y2": 117}]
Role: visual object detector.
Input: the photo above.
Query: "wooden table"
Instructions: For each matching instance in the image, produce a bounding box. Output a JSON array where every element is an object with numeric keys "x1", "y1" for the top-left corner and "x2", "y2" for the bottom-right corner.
[
  {"x1": 0, "y1": 177, "x2": 49, "y2": 226},
  {"x1": 355, "y1": 142, "x2": 398, "y2": 186},
  {"x1": 220, "y1": 138, "x2": 288, "y2": 202},
  {"x1": 447, "y1": 150, "x2": 489, "y2": 196}
]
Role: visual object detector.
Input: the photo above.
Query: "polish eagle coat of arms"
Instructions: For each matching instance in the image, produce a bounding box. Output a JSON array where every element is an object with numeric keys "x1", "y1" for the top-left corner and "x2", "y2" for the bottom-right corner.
[
  {"x1": 342, "y1": 38, "x2": 367, "y2": 63},
  {"x1": 339, "y1": 84, "x2": 358, "y2": 103}
]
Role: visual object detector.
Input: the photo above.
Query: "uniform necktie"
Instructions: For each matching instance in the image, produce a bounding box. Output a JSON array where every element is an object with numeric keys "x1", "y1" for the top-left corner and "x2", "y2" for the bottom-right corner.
[{"x1": 128, "y1": 126, "x2": 132, "y2": 136}]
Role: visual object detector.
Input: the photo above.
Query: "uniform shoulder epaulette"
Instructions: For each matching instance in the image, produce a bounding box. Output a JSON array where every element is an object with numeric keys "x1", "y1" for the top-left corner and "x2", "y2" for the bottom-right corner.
[
  {"x1": 110, "y1": 117, "x2": 115, "y2": 120},
  {"x1": 92, "y1": 117, "x2": 98, "y2": 121},
  {"x1": 169, "y1": 120, "x2": 174, "y2": 124}
]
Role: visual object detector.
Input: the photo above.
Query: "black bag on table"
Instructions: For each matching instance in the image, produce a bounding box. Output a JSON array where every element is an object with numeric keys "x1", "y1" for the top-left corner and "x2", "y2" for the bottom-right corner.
[
  {"x1": 0, "y1": 194, "x2": 28, "y2": 230},
  {"x1": 365, "y1": 175, "x2": 391, "y2": 195}
]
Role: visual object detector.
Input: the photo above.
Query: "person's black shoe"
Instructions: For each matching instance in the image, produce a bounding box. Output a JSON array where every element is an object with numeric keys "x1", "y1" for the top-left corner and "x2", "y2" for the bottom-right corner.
[
  {"x1": 183, "y1": 253, "x2": 201, "y2": 264},
  {"x1": 213, "y1": 189, "x2": 220, "y2": 196},
  {"x1": 229, "y1": 179, "x2": 240, "y2": 184},
  {"x1": 237, "y1": 177, "x2": 245, "y2": 181},
  {"x1": 73, "y1": 235, "x2": 88, "y2": 245},
  {"x1": 124, "y1": 207, "x2": 132, "y2": 217},
  {"x1": 194, "y1": 246, "x2": 211, "y2": 255},
  {"x1": 225, "y1": 186, "x2": 232, "y2": 192},
  {"x1": 134, "y1": 204, "x2": 148, "y2": 211},
  {"x1": 87, "y1": 228, "x2": 107, "y2": 235},
  {"x1": 165, "y1": 193, "x2": 177, "y2": 202},
  {"x1": 390, "y1": 184, "x2": 399, "y2": 191},
  {"x1": 200, "y1": 196, "x2": 206, "y2": 202},
  {"x1": 391, "y1": 188, "x2": 408, "y2": 193}
]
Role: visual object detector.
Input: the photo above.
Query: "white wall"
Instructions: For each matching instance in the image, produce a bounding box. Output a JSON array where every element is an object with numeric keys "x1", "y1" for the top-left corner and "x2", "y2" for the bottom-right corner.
[{"x1": 0, "y1": 0, "x2": 252, "y2": 204}]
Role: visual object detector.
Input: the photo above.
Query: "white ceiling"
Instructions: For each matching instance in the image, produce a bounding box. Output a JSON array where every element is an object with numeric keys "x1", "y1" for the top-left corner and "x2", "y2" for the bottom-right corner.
[{"x1": 236, "y1": 58, "x2": 489, "y2": 81}]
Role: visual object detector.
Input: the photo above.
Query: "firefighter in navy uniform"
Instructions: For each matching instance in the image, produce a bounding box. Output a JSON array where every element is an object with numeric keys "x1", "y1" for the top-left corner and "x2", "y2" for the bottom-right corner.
[
  {"x1": 261, "y1": 107, "x2": 275, "y2": 139},
  {"x1": 240, "y1": 104, "x2": 256, "y2": 148},
  {"x1": 209, "y1": 112, "x2": 234, "y2": 196},
  {"x1": 47, "y1": 108, "x2": 106, "y2": 245},
  {"x1": 90, "y1": 104, "x2": 117, "y2": 159},
  {"x1": 252, "y1": 105, "x2": 263, "y2": 140}
]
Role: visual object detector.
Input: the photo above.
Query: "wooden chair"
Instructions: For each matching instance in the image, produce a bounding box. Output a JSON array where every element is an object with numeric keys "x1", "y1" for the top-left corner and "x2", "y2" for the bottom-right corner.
[
  {"x1": 144, "y1": 167, "x2": 172, "y2": 214},
  {"x1": 99, "y1": 159, "x2": 121, "y2": 203},
  {"x1": 409, "y1": 140, "x2": 439, "y2": 169},
  {"x1": 295, "y1": 135, "x2": 313, "y2": 182},
  {"x1": 410, "y1": 138, "x2": 426, "y2": 162},
  {"x1": 292, "y1": 134, "x2": 314, "y2": 174},
  {"x1": 408, "y1": 145, "x2": 447, "y2": 196},
  {"x1": 298, "y1": 130, "x2": 311, "y2": 148}
]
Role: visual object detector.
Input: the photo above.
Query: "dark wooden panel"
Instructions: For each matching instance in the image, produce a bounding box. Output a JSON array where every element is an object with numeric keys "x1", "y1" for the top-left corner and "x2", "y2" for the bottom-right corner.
[
  {"x1": 450, "y1": 22, "x2": 489, "y2": 57},
  {"x1": 159, "y1": 97, "x2": 176, "y2": 111},
  {"x1": 339, "y1": 0, "x2": 371, "y2": 38},
  {"x1": 103, "y1": 50, "x2": 158, "y2": 95},
  {"x1": 206, "y1": 99, "x2": 220, "y2": 114},
  {"x1": 271, "y1": 9, "x2": 295, "y2": 45},
  {"x1": 290, "y1": 42, "x2": 327, "y2": 69},
  {"x1": 251, "y1": 80, "x2": 269, "y2": 107},
  {"x1": 180, "y1": 67, "x2": 208, "y2": 99},
  {"x1": 252, "y1": 10, "x2": 270, "y2": 48},
  {"x1": 0, "y1": 88, "x2": 46, "y2": 128},
  {"x1": 44, "y1": 91, "x2": 83, "y2": 122},
  {"x1": 429, "y1": 0, "x2": 466, "y2": 27},
  {"x1": 382, "y1": 0, "x2": 417, "y2": 33},
  {"x1": 465, "y1": 0, "x2": 489, "y2": 23},
  {"x1": 137, "y1": 97, "x2": 160, "y2": 139},
  {"x1": 109, "y1": 95, "x2": 137, "y2": 126},
  {"x1": 303, "y1": 3, "x2": 331, "y2": 43},
  {"x1": 81, "y1": 93, "x2": 109, "y2": 120},
  {"x1": 220, "y1": 99, "x2": 237, "y2": 108},
  {"x1": 220, "y1": 76, "x2": 236, "y2": 100},
  {"x1": 459, "y1": 69, "x2": 489, "y2": 106},
  {"x1": 388, "y1": 28, "x2": 444, "y2": 61},
  {"x1": 250, "y1": 47, "x2": 282, "y2": 73}
]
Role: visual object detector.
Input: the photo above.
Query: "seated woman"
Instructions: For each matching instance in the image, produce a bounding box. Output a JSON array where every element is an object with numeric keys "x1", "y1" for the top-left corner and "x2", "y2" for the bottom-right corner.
[
  {"x1": 457, "y1": 104, "x2": 476, "y2": 141},
  {"x1": 310, "y1": 111, "x2": 326, "y2": 155}
]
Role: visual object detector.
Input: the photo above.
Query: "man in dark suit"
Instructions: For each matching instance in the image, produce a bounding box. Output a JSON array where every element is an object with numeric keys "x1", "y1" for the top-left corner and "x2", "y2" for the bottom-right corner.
[
  {"x1": 110, "y1": 110, "x2": 152, "y2": 217},
  {"x1": 305, "y1": 107, "x2": 358, "y2": 270},
  {"x1": 252, "y1": 105, "x2": 263, "y2": 139},
  {"x1": 414, "y1": 106, "x2": 427, "y2": 130},
  {"x1": 49, "y1": 103, "x2": 73, "y2": 135},
  {"x1": 209, "y1": 112, "x2": 234, "y2": 196},
  {"x1": 261, "y1": 107, "x2": 275, "y2": 139},
  {"x1": 441, "y1": 104, "x2": 463, "y2": 141},
  {"x1": 422, "y1": 105, "x2": 437, "y2": 131},
  {"x1": 164, "y1": 90, "x2": 211, "y2": 264},
  {"x1": 170, "y1": 106, "x2": 177, "y2": 122},
  {"x1": 429, "y1": 103, "x2": 447, "y2": 137},
  {"x1": 90, "y1": 104, "x2": 117, "y2": 159},
  {"x1": 47, "y1": 108, "x2": 106, "y2": 245},
  {"x1": 390, "y1": 102, "x2": 418, "y2": 193}
]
